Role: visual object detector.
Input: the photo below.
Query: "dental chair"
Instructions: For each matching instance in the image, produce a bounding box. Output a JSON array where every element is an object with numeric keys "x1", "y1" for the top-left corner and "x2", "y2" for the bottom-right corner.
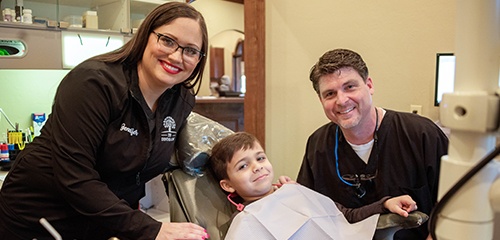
[{"x1": 164, "y1": 112, "x2": 428, "y2": 240}]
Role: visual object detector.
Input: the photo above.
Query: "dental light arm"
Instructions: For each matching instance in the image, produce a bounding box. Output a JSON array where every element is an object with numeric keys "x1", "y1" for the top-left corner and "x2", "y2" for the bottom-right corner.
[
  {"x1": 429, "y1": 137, "x2": 500, "y2": 239},
  {"x1": 430, "y1": 1, "x2": 500, "y2": 239}
]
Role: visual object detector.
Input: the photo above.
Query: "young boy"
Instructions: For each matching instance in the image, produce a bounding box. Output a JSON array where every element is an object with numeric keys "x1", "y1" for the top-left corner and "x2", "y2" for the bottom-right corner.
[{"x1": 209, "y1": 132, "x2": 419, "y2": 239}]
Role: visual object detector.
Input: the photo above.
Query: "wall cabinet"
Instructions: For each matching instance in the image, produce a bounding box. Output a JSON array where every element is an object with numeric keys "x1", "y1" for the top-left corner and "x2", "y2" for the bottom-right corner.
[
  {"x1": 0, "y1": 0, "x2": 173, "y2": 31},
  {"x1": 0, "y1": 0, "x2": 164, "y2": 69},
  {"x1": 0, "y1": 25, "x2": 62, "y2": 69},
  {"x1": 0, "y1": 24, "x2": 126, "y2": 69}
]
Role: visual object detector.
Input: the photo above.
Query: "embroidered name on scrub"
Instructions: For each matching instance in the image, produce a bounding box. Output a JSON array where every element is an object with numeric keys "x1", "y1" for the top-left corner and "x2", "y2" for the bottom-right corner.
[
  {"x1": 161, "y1": 116, "x2": 176, "y2": 142},
  {"x1": 120, "y1": 123, "x2": 139, "y2": 136}
]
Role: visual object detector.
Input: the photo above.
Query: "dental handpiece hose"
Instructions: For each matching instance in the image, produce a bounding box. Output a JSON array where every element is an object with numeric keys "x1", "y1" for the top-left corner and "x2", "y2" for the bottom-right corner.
[{"x1": 0, "y1": 108, "x2": 16, "y2": 129}]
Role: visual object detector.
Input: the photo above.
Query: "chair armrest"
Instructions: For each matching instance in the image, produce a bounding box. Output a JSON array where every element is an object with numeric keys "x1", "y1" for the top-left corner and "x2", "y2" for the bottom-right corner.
[
  {"x1": 374, "y1": 211, "x2": 429, "y2": 240},
  {"x1": 377, "y1": 211, "x2": 429, "y2": 230}
]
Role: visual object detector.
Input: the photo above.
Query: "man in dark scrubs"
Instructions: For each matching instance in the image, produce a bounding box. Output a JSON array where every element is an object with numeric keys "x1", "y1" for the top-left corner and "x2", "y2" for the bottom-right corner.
[{"x1": 297, "y1": 48, "x2": 449, "y2": 240}]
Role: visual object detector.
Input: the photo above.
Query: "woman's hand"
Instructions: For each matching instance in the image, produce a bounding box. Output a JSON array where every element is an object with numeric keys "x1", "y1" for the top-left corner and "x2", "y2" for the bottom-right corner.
[
  {"x1": 383, "y1": 195, "x2": 418, "y2": 217},
  {"x1": 155, "y1": 222, "x2": 209, "y2": 240}
]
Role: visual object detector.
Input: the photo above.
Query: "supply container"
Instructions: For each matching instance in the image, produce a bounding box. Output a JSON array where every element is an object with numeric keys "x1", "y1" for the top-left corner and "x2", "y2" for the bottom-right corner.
[
  {"x1": 82, "y1": 11, "x2": 98, "y2": 29},
  {"x1": 22, "y1": 9, "x2": 32, "y2": 23},
  {"x1": 0, "y1": 143, "x2": 9, "y2": 161},
  {"x1": 32, "y1": 113, "x2": 46, "y2": 137},
  {"x1": 15, "y1": 0, "x2": 23, "y2": 22},
  {"x1": 63, "y1": 15, "x2": 82, "y2": 28},
  {"x1": 3, "y1": 8, "x2": 13, "y2": 22}
]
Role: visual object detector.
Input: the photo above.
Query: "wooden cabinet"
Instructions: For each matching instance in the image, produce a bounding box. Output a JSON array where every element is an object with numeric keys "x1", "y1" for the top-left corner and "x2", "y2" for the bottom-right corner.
[
  {"x1": 223, "y1": 0, "x2": 243, "y2": 4},
  {"x1": 193, "y1": 97, "x2": 244, "y2": 132},
  {"x1": 209, "y1": 47, "x2": 225, "y2": 84}
]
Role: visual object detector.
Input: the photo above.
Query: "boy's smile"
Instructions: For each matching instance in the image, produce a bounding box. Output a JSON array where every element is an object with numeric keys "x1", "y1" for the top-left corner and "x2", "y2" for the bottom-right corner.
[{"x1": 253, "y1": 173, "x2": 269, "y2": 182}]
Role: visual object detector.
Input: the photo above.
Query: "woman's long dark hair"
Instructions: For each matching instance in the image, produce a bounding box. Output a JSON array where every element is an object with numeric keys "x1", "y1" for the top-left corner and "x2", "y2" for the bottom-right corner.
[{"x1": 92, "y1": 2, "x2": 208, "y2": 94}]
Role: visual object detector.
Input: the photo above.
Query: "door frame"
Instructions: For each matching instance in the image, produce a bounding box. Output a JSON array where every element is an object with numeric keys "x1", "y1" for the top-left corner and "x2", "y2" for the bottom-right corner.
[{"x1": 244, "y1": 0, "x2": 265, "y2": 147}]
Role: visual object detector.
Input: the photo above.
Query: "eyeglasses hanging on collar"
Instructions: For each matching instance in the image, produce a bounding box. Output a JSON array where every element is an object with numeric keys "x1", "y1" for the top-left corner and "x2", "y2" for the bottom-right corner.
[
  {"x1": 334, "y1": 107, "x2": 379, "y2": 198},
  {"x1": 340, "y1": 171, "x2": 378, "y2": 198}
]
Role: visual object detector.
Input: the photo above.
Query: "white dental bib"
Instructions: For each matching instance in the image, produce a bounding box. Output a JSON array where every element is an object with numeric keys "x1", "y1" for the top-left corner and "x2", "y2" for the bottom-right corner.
[{"x1": 225, "y1": 184, "x2": 379, "y2": 240}]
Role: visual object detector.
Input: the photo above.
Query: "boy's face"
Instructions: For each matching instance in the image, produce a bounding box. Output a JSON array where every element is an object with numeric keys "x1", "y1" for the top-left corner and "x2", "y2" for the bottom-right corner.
[{"x1": 220, "y1": 141, "x2": 275, "y2": 202}]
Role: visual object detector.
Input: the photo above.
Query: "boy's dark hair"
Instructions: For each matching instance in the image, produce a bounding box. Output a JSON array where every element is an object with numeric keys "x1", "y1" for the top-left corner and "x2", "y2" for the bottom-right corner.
[{"x1": 209, "y1": 132, "x2": 260, "y2": 183}]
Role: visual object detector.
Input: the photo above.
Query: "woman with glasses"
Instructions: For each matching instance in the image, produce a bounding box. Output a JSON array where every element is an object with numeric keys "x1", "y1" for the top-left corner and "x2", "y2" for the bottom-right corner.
[{"x1": 0, "y1": 2, "x2": 209, "y2": 240}]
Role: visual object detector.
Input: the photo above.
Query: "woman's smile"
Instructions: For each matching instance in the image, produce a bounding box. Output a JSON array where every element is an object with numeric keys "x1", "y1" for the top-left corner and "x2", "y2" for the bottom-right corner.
[{"x1": 160, "y1": 60, "x2": 182, "y2": 74}]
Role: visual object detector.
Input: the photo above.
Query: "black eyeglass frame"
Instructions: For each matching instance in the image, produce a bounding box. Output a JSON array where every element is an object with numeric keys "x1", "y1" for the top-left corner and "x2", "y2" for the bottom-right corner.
[
  {"x1": 152, "y1": 31, "x2": 206, "y2": 62},
  {"x1": 341, "y1": 171, "x2": 378, "y2": 182},
  {"x1": 342, "y1": 171, "x2": 378, "y2": 199}
]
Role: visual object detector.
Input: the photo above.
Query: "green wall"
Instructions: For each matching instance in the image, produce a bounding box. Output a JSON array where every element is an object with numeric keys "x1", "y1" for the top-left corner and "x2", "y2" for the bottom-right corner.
[{"x1": 0, "y1": 70, "x2": 68, "y2": 140}]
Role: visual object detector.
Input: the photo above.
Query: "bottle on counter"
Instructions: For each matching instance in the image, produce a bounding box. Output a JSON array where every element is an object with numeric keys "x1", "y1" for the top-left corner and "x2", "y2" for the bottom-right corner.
[
  {"x1": 15, "y1": 0, "x2": 24, "y2": 22},
  {"x1": 0, "y1": 143, "x2": 9, "y2": 162},
  {"x1": 22, "y1": 9, "x2": 32, "y2": 23},
  {"x1": 82, "y1": 10, "x2": 98, "y2": 29},
  {"x1": 3, "y1": 8, "x2": 13, "y2": 22}
]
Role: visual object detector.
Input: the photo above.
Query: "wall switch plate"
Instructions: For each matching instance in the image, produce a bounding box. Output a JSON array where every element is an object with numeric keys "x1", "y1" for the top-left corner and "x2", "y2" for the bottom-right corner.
[{"x1": 410, "y1": 105, "x2": 422, "y2": 115}]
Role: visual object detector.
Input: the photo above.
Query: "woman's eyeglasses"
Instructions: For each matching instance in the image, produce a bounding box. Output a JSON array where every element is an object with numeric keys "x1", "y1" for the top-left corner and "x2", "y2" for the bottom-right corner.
[{"x1": 152, "y1": 31, "x2": 205, "y2": 65}]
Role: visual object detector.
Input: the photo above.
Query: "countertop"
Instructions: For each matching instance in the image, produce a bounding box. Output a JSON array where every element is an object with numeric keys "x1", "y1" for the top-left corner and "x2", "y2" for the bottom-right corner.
[{"x1": 195, "y1": 96, "x2": 244, "y2": 103}]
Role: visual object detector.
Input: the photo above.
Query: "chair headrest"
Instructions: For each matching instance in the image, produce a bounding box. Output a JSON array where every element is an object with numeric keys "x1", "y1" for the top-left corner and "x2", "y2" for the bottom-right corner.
[{"x1": 174, "y1": 112, "x2": 234, "y2": 177}]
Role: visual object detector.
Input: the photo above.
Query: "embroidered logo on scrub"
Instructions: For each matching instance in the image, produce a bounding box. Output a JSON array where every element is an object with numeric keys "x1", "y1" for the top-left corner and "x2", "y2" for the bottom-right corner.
[
  {"x1": 161, "y1": 116, "x2": 177, "y2": 142},
  {"x1": 120, "y1": 123, "x2": 139, "y2": 136}
]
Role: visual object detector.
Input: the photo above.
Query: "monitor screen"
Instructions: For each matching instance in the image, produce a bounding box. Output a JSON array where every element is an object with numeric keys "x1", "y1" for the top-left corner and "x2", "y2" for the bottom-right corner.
[{"x1": 434, "y1": 53, "x2": 456, "y2": 106}]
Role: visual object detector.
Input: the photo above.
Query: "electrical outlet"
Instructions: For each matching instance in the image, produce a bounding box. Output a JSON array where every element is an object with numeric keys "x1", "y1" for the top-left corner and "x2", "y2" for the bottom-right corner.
[{"x1": 410, "y1": 105, "x2": 422, "y2": 115}]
